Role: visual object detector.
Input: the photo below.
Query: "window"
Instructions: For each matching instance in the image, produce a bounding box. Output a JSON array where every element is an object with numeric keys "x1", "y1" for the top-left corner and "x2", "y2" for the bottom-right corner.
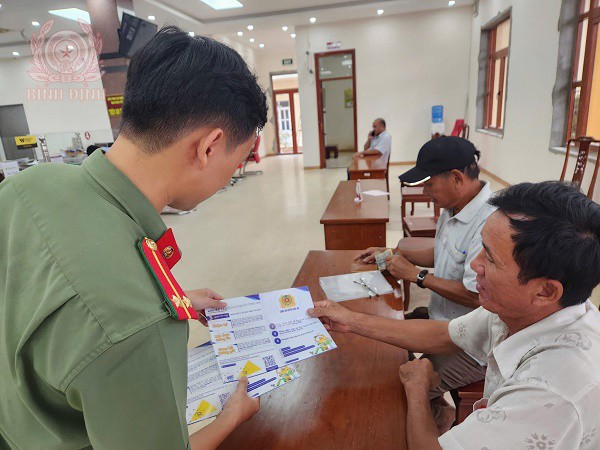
[
  {"x1": 567, "y1": 0, "x2": 600, "y2": 140},
  {"x1": 484, "y1": 18, "x2": 511, "y2": 131}
]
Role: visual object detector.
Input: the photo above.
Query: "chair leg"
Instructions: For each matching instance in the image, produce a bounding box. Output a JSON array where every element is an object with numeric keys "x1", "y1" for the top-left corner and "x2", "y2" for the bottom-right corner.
[
  {"x1": 411, "y1": 202, "x2": 415, "y2": 216},
  {"x1": 403, "y1": 280, "x2": 411, "y2": 311}
]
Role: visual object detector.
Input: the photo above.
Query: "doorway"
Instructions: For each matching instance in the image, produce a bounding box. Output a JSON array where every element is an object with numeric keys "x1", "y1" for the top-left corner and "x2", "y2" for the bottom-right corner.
[
  {"x1": 315, "y1": 50, "x2": 357, "y2": 169},
  {"x1": 272, "y1": 73, "x2": 302, "y2": 154}
]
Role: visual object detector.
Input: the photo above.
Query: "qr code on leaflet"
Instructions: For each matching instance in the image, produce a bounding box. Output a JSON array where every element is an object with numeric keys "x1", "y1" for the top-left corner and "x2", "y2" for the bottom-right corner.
[
  {"x1": 218, "y1": 392, "x2": 231, "y2": 407},
  {"x1": 263, "y1": 355, "x2": 276, "y2": 369}
]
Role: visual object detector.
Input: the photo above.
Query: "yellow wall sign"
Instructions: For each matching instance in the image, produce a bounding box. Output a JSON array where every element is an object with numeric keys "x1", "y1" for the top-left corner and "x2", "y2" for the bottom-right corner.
[
  {"x1": 105, "y1": 94, "x2": 124, "y2": 117},
  {"x1": 14, "y1": 135, "x2": 37, "y2": 149}
]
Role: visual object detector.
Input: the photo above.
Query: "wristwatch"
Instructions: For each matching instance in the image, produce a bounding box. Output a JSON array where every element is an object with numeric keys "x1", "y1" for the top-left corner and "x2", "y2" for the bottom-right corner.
[{"x1": 416, "y1": 269, "x2": 429, "y2": 288}]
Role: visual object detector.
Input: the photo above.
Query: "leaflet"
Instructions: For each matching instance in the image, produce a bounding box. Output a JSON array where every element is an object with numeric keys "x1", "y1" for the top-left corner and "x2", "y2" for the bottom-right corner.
[
  {"x1": 186, "y1": 343, "x2": 300, "y2": 425},
  {"x1": 206, "y1": 287, "x2": 336, "y2": 383}
]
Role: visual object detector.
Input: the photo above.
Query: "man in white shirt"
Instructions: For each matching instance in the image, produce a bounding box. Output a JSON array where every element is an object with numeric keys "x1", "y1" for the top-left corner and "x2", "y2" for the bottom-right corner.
[
  {"x1": 356, "y1": 137, "x2": 495, "y2": 428},
  {"x1": 309, "y1": 181, "x2": 600, "y2": 449},
  {"x1": 354, "y1": 118, "x2": 391, "y2": 160}
]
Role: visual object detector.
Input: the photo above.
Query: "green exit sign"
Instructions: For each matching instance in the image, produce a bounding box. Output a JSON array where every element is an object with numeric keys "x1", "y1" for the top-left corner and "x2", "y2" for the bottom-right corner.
[{"x1": 282, "y1": 58, "x2": 293, "y2": 65}]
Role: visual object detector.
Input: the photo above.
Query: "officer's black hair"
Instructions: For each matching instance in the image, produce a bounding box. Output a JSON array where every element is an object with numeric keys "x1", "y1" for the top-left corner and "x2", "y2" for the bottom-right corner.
[
  {"x1": 489, "y1": 181, "x2": 600, "y2": 308},
  {"x1": 121, "y1": 26, "x2": 267, "y2": 153}
]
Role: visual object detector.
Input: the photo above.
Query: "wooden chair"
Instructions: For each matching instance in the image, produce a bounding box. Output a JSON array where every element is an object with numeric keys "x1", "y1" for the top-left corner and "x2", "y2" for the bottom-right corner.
[
  {"x1": 451, "y1": 379, "x2": 486, "y2": 425},
  {"x1": 402, "y1": 204, "x2": 441, "y2": 238},
  {"x1": 559, "y1": 136, "x2": 600, "y2": 199},
  {"x1": 396, "y1": 237, "x2": 435, "y2": 311},
  {"x1": 450, "y1": 119, "x2": 470, "y2": 139}
]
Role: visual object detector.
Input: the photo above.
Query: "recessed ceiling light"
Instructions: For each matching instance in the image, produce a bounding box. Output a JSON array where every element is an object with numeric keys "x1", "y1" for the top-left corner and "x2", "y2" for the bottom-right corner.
[
  {"x1": 291, "y1": 33, "x2": 296, "y2": 38},
  {"x1": 200, "y1": 0, "x2": 243, "y2": 10},
  {"x1": 448, "y1": 0, "x2": 456, "y2": 5},
  {"x1": 237, "y1": 31, "x2": 243, "y2": 36},
  {"x1": 148, "y1": 15, "x2": 156, "y2": 20},
  {"x1": 67, "y1": 45, "x2": 74, "y2": 50},
  {"x1": 282, "y1": 26, "x2": 288, "y2": 31},
  {"x1": 247, "y1": 25, "x2": 254, "y2": 30},
  {"x1": 259, "y1": 43, "x2": 264, "y2": 48},
  {"x1": 309, "y1": 17, "x2": 317, "y2": 23},
  {"x1": 189, "y1": 31, "x2": 195, "y2": 37},
  {"x1": 12, "y1": 51, "x2": 19, "y2": 56},
  {"x1": 377, "y1": 9, "x2": 384, "y2": 15},
  {"x1": 32, "y1": 21, "x2": 40, "y2": 26},
  {"x1": 249, "y1": 38, "x2": 255, "y2": 43},
  {"x1": 49, "y1": 8, "x2": 91, "y2": 23}
]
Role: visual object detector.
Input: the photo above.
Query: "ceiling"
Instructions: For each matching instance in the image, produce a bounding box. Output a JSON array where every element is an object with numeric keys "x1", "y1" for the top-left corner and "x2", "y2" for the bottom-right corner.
[{"x1": 0, "y1": 0, "x2": 473, "y2": 58}]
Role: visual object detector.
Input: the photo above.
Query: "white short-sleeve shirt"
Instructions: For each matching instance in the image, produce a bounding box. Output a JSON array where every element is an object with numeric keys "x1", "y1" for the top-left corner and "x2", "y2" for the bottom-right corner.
[
  {"x1": 429, "y1": 182, "x2": 496, "y2": 322},
  {"x1": 439, "y1": 301, "x2": 600, "y2": 449},
  {"x1": 369, "y1": 130, "x2": 392, "y2": 160}
]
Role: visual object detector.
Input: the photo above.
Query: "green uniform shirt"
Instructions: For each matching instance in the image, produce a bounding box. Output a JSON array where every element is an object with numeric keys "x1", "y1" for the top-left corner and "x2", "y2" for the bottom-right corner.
[{"x1": 0, "y1": 151, "x2": 190, "y2": 449}]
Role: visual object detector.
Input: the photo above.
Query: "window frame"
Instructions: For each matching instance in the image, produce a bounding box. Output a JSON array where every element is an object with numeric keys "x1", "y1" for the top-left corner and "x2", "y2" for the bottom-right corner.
[
  {"x1": 566, "y1": 0, "x2": 600, "y2": 140},
  {"x1": 484, "y1": 18, "x2": 511, "y2": 132}
]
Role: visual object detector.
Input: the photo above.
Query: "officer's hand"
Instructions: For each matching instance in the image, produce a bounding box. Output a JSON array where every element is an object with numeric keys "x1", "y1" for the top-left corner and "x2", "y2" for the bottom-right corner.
[
  {"x1": 354, "y1": 247, "x2": 389, "y2": 263},
  {"x1": 353, "y1": 152, "x2": 364, "y2": 159},
  {"x1": 221, "y1": 377, "x2": 260, "y2": 427},
  {"x1": 399, "y1": 359, "x2": 441, "y2": 394},
  {"x1": 187, "y1": 288, "x2": 226, "y2": 325},
  {"x1": 307, "y1": 300, "x2": 358, "y2": 333}
]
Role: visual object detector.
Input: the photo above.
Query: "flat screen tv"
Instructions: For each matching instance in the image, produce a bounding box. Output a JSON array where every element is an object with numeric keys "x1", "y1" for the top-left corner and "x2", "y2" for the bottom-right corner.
[{"x1": 118, "y1": 13, "x2": 157, "y2": 58}]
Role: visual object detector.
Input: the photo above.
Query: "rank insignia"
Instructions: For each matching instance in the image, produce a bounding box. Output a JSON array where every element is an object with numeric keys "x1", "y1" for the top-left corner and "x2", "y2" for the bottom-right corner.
[{"x1": 138, "y1": 236, "x2": 198, "y2": 321}]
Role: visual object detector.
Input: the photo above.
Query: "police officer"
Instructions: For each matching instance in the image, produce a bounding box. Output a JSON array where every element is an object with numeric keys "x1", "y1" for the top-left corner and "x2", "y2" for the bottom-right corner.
[{"x1": 0, "y1": 27, "x2": 267, "y2": 449}]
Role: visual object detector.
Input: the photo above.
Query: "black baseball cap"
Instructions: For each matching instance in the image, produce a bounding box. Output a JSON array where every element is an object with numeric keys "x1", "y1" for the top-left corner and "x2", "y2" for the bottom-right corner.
[{"x1": 399, "y1": 136, "x2": 479, "y2": 185}]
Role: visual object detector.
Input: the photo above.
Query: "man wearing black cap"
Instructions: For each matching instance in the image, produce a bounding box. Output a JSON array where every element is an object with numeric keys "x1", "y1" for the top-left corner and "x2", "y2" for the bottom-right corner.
[{"x1": 356, "y1": 136, "x2": 495, "y2": 430}]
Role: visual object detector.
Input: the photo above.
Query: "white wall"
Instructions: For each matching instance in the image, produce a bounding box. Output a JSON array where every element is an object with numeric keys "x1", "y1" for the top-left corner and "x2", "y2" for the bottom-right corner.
[
  {"x1": 466, "y1": 0, "x2": 566, "y2": 184},
  {"x1": 255, "y1": 50, "x2": 298, "y2": 156},
  {"x1": 296, "y1": 6, "x2": 473, "y2": 167},
  {"x1": 0, "y1": 58, "x2": 113, "y2": 158}
]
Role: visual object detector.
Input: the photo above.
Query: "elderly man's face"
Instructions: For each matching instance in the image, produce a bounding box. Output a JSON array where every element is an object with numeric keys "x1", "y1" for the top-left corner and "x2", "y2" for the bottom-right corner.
[
  {"x1": 470, "y1": 211, "x2": 540, "y2": 319},
  {"x1": 422, "y1": 172, "x2": 460, "y2": 209},
  {"x1": 372, "y1": 121, "x2": 385, "y2": 136}
]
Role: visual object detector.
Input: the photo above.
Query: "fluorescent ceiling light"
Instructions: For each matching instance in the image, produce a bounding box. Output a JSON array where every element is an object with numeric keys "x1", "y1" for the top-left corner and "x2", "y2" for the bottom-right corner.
[
  {"x1": 200, "y1": 0, "x2": 243, "y2": 10},
  {"x1": 249, "y1": 38, "x2": 255, "y2": 43},
  {"x1": 377, "y1": 9, "x2": 384, "y2": 15},
  {"x1": 282, "y1": 26, "x2": 288, "y2": 31},
  {"x1": 291, "y1": 33, "x2": 296, "y2": 38},
  {"x1": 189, "y1": 31, "x2": 195, "y2": 36},
  {"x1": 309, "y1": 17, "x2": 317, "y2": 23},
  {"x1": 49, "y1": 8, "x2": 91, "y2": 23},
  {"x1": 32, "y1": 21, "x2": 40, "y2": 26},
  {"x1": 12, "y1": 51, "x2": 19, "y2": 56},
  {"x1": 237, "y1": 31, "x2": 243, "y2": 36},
  {"x1": 247, "y1": 25, "x2": 253, "y2": 30},
  {"x1": 148, "y1": 15, "x2": 156, "y2": 20},
  {"x1": 448, "y1": 0, "x2": 456, "y2": 5},
  {"x1": 259, "y1": 43, "x2": 264, "y2": 48}
]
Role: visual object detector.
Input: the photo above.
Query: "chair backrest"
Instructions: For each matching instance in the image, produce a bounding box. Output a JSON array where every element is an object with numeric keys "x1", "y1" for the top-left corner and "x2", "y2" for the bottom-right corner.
[
  {"x1": 249, "y1": 135, "x2": 261, "y2": 163},
  {"x1": 450, "y1": 119, "x2": 470, "y2": 139},
  {"x1": 559, "y1": 136, "x2": 600, "y2": 199}
]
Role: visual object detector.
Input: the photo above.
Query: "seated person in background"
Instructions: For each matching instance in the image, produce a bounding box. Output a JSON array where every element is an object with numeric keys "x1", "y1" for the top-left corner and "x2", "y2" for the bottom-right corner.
[
  {"x1": 354, "y1": 118, "x2": 391, "y2": 159},
  {"x1": 311, "y1": 181, "x2": 600, "y2": 449},
  {"x1": 356, "y1": 136, "x2": 494, "y2": 430}
]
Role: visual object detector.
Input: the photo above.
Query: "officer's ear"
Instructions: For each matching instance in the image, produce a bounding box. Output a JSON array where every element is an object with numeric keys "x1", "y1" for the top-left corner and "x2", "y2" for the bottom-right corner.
[{"x1": 194, "y1": 128, "x2": 225, "y2": 170}]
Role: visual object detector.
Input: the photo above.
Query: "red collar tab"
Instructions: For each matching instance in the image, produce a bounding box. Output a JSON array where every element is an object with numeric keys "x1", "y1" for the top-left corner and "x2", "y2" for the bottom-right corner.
[
  {"x1": 138, "y1": 236, "x2": 198, "y2": 321},
  {"x1": 156, "y1": 228, "x2": 181, "y2": 269}
]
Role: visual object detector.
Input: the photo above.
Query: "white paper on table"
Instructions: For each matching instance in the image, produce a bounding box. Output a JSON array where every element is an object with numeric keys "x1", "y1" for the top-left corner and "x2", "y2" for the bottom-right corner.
[
  {"x1": 319, "y1": 271, "x2": 394, "y2": 302},
  {"x1": 206, "y1": 287, "x2": 336, "y2": 383},
  {"x1": 362, "y1": 189, "x2": 389, "y2": 197},
  {"x1": 186, "y1": 343, "x2": 300, "y2": 425},
  {"x1": 0, "y1": 161, "x2": 19, "y2": 178}
]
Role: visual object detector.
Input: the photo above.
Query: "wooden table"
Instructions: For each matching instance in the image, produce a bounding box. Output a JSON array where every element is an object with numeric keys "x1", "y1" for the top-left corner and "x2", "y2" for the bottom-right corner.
[
  {"x1": 321, "y1": 180, "x2": 389, "y2": 250},
  {"x1": 220, "y1": 250, "x2": 408, "y2": 450},
  {"x1": 348, "y1": 155, "x2": 389, "y2": 191}
]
